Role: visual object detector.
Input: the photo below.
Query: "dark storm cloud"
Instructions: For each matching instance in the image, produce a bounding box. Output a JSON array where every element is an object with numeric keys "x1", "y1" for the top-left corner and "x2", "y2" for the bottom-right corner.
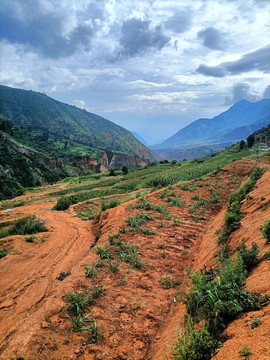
[
  {"x1": 119, "y1": 18, "x2": 170, "y2": 57},
  {"x1": 224, "y1": 82, "x2": 260, "y2": 105},
  {"x1": 0, "y1": 10, "x2": 94, "y2": 58},
  {"x1": 164, "y1": 9, "x2": 193, "y2": 34},
  {"x1": 197, "y1": 27, "x2": 227, "y2": 50},
  {"x1": 197, "y1": 44, "x2": 270, "y2": 77}
]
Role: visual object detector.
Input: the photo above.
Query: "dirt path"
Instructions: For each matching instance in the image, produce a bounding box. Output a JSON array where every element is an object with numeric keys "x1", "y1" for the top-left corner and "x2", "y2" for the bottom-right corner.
[{"x1": 0, "y1": 204, "x2": 93, "y2": 358}]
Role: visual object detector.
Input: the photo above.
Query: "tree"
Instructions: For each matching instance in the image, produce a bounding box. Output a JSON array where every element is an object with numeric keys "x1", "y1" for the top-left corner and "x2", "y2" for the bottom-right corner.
[
  {"x1": 239, "y1": 140, "x2": 245, "y2": 150},
  {"x1": 246, "y1": 134, "x2": 255, "y2": 148},
  {"x1": 122, "y1": 165, "x2": 128, "y2": 175},
  {"x1": 109, "y1": 168, "x2": 115, "y2": 176}
]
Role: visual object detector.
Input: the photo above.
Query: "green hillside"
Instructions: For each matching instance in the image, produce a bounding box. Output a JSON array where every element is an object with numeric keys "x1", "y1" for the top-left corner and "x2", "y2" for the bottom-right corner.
[{"x1": 0, "y1": 85, "x2": 159, "y2": 161}]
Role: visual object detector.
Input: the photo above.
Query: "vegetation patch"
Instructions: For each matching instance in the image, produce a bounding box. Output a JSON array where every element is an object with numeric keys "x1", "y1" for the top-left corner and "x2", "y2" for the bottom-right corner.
[
  {"x1": 261, "y1": 219, "x2": 270, "y2": 243},
  {"x1": 0, "y1": 215, "x2": 48, "y2": 239}
]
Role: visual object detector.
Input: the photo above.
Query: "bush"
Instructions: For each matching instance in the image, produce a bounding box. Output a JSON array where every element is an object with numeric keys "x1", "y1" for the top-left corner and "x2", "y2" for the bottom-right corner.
[
  {"x1": 185, "y1": 255, "x2": 260, "y2": 335},
  {"x1": 172, "y1": 322, "x2": 220, "y2": 360},
  {"x1": 0, "y1": 248, "x2": 9, "y2": 258},
  {"x1": 261, "y1": 219, "x2": 270, "y2": 243},
  {"x1": 237, "y1": 242, "x2": 259, "y2": 272}
]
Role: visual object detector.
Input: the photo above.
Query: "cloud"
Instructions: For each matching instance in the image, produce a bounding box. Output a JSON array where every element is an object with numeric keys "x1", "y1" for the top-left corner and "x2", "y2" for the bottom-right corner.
[
  {"x1": 263, "y1": 84, "x2": 270, "y2": 99},
  {"x1": 119, "y1": 18, "x2": 170, "y2": 57},
  {"x1": 197, "y1": 26, "x2": 227, "y2": 50},
  {"x1": 224, "y1": 82, "x2": 260, "y2": 105},
  {"x1": 164, "y1": 9, "x2": 193, "y2": 34},
  {"x1": 0, "y1": 2, "x2": 96, "y2": 58},
  {"x1": 72, "y1": 100, "x2": 86, "y2": 109},
  {"x1": 197, "y1": 44, "x2": 270, "y2": 77}
]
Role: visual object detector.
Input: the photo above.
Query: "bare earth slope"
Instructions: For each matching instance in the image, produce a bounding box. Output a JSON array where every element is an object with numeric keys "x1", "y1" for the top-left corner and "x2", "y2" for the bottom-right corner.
[{"x1": 0, "y1": 156, "x2": 269, "y2": 359}]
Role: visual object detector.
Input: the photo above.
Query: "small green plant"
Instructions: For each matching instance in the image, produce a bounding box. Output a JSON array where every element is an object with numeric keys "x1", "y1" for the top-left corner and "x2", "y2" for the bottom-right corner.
[
  {"x1": 140, "y1": 227, "x2": 156, "y2": 235},
  {"x1": 251, "y1": 317, "x2": 261, "y2": 329},
  {"x1": 261, "y1": 219, "x2": 270, "y2": 243},
  {"x1": 167, "y1": 197, "x2": 184, "y2": 207},
  {"x1": 157, "y1": 243, "x2": 166, "y2": 249},
  {"x1": 66, "y1": 290, "x2": 90, "y2": 315},
  {"x1": 56, "y1": 271, "x2": 71, "y2": 281},
  {"x1": 263, "y1": 251, "x2": 270, "y2": 260},
  {"x1": 239, "y1": 345, "x2": 252, "y2": 359},
  {"x1": 0, "y1": 248, "x2": 9, "y2": 258},
  {"x1": 86, "y1": 318, "x2": 104, "y2": 344},
  {"x1": 160, "y1": 251, "x2": 167, "y2": 258},
  {"x1": 25, "y1": 235, "x2": 37, "y2": 243},
  {"x1": 135, "y1": 297, "x2": 143, "y2": 309},
  {"x1": 70, "y1": 314, "x2": 90, "y2": 332},
  {"x1": 52, "y1": 339, "x2": 60, "y2": 350},
  {"x1": 83, "y1": 264, "x2": 98, "y2": 278},
  {"x1": 107, "y1": 259, "x2": 120, "y2": 273},
  {"x1": 160, "y1": 274, "x2": 181, "y2": 288}
]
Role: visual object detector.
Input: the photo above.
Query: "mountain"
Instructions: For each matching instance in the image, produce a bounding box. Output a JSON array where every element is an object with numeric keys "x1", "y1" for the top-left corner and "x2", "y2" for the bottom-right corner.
[
  {"x1": 0, "y1": 85, "x2": 159, "y2": 164},
  {"x1": 0, "y1": 85, "x2": 159, "y2": 199},
  {"x1": 131, "y1": 131, "x2": 149, "y2": 146},
  {"x1": 156, "y1": 99, "x2": 270, "y2": 149}
]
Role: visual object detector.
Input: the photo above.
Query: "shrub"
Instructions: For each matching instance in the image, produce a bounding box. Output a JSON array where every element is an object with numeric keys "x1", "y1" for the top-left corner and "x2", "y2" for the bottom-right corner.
[
  {"x1": 172, "y1": 322, "x2": 220, "y2": 360},
  {"x1": 167, "y1": 197, "x2": 184, "y2": 207},
  {"x1": 185, "y1": 255, "x2": 260, "y2": 336},
  {"x1": 261, "y1": 219, "x2": 270, "y2": 243},
  {"x1": 237, "y1": 242, "x2": 259, "y2": 272}
]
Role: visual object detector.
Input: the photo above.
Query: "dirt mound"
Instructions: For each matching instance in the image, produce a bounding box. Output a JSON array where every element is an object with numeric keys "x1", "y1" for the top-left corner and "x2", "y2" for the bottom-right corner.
[{"x1": 0, "y1": 157, "x2": 269, "y2": 359}]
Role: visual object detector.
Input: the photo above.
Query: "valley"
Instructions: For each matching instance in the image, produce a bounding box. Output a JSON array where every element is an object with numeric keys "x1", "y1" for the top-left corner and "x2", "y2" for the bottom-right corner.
[{"x1": 0, "y1": 149, "x2": 269, "y2": 359}]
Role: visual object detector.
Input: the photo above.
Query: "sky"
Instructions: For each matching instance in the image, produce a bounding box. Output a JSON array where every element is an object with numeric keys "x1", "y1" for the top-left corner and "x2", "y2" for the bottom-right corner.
[{"x1": 1, "y1": 0, "x2": 270, "y2": 144}]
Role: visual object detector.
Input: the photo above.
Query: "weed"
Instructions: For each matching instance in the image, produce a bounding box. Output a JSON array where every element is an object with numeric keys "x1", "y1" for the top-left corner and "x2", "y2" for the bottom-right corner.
[
  {"x1": 135, "y1": 297, "x2": 143, "y2": 309},
  {"x1": 251, "y1": 317, "x2": 261, "y2": 329},
  {"x1": 264, "y1": 251, "x2": 270, "y2": 260},
  {"x1": 239, "y1": 345, "x2": 252, "y2": 359},
  {"x1": 261, "y1": 219, "x2": 270, "y2": 243},
  {"x1": 83, "y1": 264, "x2": 98, "y2": 278},
  {"x1": 160, "y1": 274, "x2": 181, "y2": 288},
  {"x1": 107, "y1": 259, "x2": 120, "y2": 273},
  {"x1": 52, "y1": 339, "x2": 60, "y2": 350},
  {"x1": 56, "y1": 271, "x2": 71, "y2": 281},
  {"x1": 159, "y1": 189, "x2": 168, "y2": 198},
  {"x1": 86, "y1": 318, "x2": 104, "y2": 344},
  {"x1": 77, "y1": 210, "x2": 96, "y2": 220},
  {"x1": 119, "y1": 274, "x2": 127, "y2": 286},
  {"x1": 160, "y1": 251, "x2": 167, "y2": 258},
  {"x1": 66, "y1": 290, "x2": 90, "y2": 315},
  {"x1": 70, "y1": 314, "x2": 90, "y2": 332},
  {"x1": 96, "y1": 243, "x2": 114, "y2": 259}
]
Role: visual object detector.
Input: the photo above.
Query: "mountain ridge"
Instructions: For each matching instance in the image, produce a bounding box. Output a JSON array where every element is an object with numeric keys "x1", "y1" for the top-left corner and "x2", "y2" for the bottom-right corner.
[{"x1": 155, "y1": 99, "x2": 270, "y2": 149}]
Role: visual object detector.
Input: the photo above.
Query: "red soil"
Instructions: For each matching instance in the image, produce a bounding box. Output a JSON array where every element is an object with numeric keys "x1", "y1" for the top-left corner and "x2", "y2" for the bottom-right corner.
[{"x1": 0, "y1": 157, "x2": 269, "y2": 359}]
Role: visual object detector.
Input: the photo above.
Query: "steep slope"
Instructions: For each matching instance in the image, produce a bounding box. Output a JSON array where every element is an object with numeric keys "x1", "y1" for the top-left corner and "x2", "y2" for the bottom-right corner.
[
  {"x1": 157, "y1": 99, "x2": 270, "y2": 148},
  {"x1": 0, "y1": 85, "x2": 159, "y2": 163}
]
